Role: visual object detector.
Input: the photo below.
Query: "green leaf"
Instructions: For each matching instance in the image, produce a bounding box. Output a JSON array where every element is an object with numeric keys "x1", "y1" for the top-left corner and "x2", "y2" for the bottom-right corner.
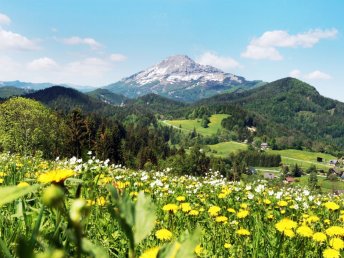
[
  {"x1": 134, "y1": 191, "x2": 156, "y2": 245},
  {"x1": 82, "y1": 238, "x2": 109, "y2": 258},
  {"x1": 0, "y1": 238, "x2": 13, "y2": 258},
  {"x1": 0, "y1": 184, "x2": 40, "y2": 207},
  {"x1": 175, "y1": 227, "x2": 201, "y2": 258}
]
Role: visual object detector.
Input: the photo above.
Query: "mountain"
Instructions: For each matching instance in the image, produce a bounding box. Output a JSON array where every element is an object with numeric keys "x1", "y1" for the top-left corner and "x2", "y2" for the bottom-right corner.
[
  {"x1": 0, "y1": 80, "x2": 95, "y2": 93},
  {"x1": 87, "y1": 88, "x2": 128, "y2": 105},
  {"x1": 0, "y1": 86, "x2": 34, "y2": 98},
  {"x1": 201, "y1": 77, "x2": 344, "y2": 150},
  {"x1": 24, "y1": 86, "x2": 109, "y2": 113},
  {"x1": 104, "y1": 55, "x2": 264, "y2": 102}
]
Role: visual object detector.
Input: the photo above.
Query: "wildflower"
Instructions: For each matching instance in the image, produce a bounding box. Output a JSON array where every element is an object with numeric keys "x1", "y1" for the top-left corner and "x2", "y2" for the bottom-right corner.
[
  {"x1": 227, "y1": 208, "x2": 236, "y2": 213},
  {"x1": 181, "y1": 203, "x2": 192, "y2": 212},
  {"x1": 324, "y1": 202, "x2": 340, "y2": 211},
  {"x1": 42, "y1": 185, "x2": 64, "y2": 207},
  {"x1": 176, "y1": 196, "x2": 185, "y2": 202},
  {"x1": 38, "y1": 169, "x2": 74, "y2": 184},
  {"x1": 264, "y1": 199, "x2": 271, "y2": 205},
  {"x1": 17, "y1": 182, "x2": 30, "y2": 187},
  {"x1": 215, "y1": 216, "x2": 228, "y2": 223},
  {"x1": 189, "y1": 210, "x2": 199, "y2": 216},
  {"x1": 240, "y1": 203, "x2": 248, "y2": 209},
  {"x1": 162, "y1": 204, "x2": 179, "y2": 213},
  {"x1": 306, "y1": 215, "x2": 320, "y2": 223},
  {"x1": 296, "y1": 225, "x2": 313, "y2": 237},
  {"x1": 0, "y1": 178, "x2": 4, "y2": 184},
  {"x1": 70, "y1": 199, "x2": 88, "y2": 224},
  {"x1": 139, "y1": 247, "x2": 160, "y2": 258},
  {"x1": 275, "y1": 218, "x2": 297, "y2": 237},
  {"x1": 208, "y1": 206, "x2": 221, "y2": 216},
  {"x1": 237, "y1": 210, "x2": 249, "y2": 219},
  {"x1": 323, "y1": 248, "x2": 340, "y2": 258},
  {"x1": 312, "y1": 232, "x2": 327, "y2": 242},
  {"x1": 236, "y1": 228, "x2": 251, "y2": 236},
  {"x1": 330, "y1": 238, "x2": 344, "y2": 250},
  {"x1": 155, "y1": 229, "x2": 173, "y2": 241},
  {"x1": 277, "y1": 200, "x2": 288, "y2": 207},
  {"x1": 194, "y1": 244, "x2": 203, "y2": 256},
  {"x1": 224, "y1": 243, "x2": 232, "y2": 249},
  {"x1": 326, "y1": 226, "x2": 344, "y2": 237}
]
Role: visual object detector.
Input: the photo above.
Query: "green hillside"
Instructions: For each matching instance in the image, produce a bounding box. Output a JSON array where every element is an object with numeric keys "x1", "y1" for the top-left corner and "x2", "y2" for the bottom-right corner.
[
  {"x1": 207, "y1": 141, "x2": 247, "y2": 156},
  {"x1": 163, "y1": 114, "x2": 229, "y2": 136}
]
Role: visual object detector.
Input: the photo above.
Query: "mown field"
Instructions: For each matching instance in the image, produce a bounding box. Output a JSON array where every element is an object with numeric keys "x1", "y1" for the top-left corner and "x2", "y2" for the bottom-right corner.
[
  {"x1": 1, "y1": 153, "x2": 344, "y2": 258},
  {"x1": 163, "y1": 114, "x2": 230, "y2": 136},
  {"x1": 207, "y1": 141, "x2": 247, "y2": 156}
]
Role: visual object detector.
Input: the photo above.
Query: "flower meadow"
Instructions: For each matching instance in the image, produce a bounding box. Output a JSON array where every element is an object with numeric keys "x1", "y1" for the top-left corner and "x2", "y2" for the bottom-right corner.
[{"x1": 1, "y1": 153, "x2": 344, "y2": 258}]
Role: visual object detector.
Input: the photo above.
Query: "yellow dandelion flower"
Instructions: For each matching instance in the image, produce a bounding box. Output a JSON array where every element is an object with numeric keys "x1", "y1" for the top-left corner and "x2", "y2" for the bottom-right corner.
[
  {"x1": 330, "y1": 238, "x2": 344, "y2": 250},
  {"x1": 313, "y1": 232, "x2": 327, "y2": 242},
  {"x1": 296, "y1": 225, "x2": 313, "y2": 237},
  {"x1": 0, "y1": 178, "x2": 4, "y2": 184},
  {"x1": 323, "y1": 248, "x2": 340, "y2": 258},
  {"x1": 208, "y1": 206, "x2": 221, "y2": 216},
  {"x1": 139, "y1": 247, "x2": 160, "y2": 258},
  {"x1": 237, "y1": 210, "x2": 249, "y2": 219},
  {"x1": 162, "y1": 204, "x2": 179, "y2": 213},
  {"x1": 264, "y1": 199, "x2": 271, "y2": 205},
  {"x1": 236, "y1": 228, "x2": 251, "y2": 236},
  {"x1": 181, "y1": 203, "x2": 192, "y2": 213},
  {"x1": 224, "y1": 243, "x2": 232, "y2": 249},
  {"x1": 275, "y1": 218, "x2": 297, "y2": 237},
  {"x1": 194, "y1": 244, "x2": 203, "y2": 256},
  {"x1": 326, "y1": 226, "x2": 344, "y2": 237},
  {"x1": 240, "y1": 203, "x2": 248, "y2": 209},
  {"x1": 307, "y1": 215, "x2": 320, "y2": 223},
  {"x1": 324, "y1": 202, "x2": 340, "y2": 211},
  {"x1": 176, "y1": 196, "x2": 185, "y2": 202},
  {"x1": 277, "y1": 200, "x2": 288, "y2": 207},
  {"x1": 189, "y1": 210, "x2": 199, "y2": 216},
  {"x1": 17, "y1": 182, "x2": 30, "y2": 187},
  {"x1": 37, "y1": 169, "x2": 74, "y2": 184},
  {"x1": 227, "y1": 208, "x2": 236, "y2": 213},
  {"x1": 215, "y1": 216, "x2": 228, "y2": 223},
  {"x1": 155, "y1": 229, "x2": 172, "y2": 241}
]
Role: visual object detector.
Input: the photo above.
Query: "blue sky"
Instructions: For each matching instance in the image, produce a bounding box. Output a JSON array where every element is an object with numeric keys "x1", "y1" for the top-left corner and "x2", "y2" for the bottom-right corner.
[{"x1": 0, "y1": 0, "x2": 343, "y2": 100}]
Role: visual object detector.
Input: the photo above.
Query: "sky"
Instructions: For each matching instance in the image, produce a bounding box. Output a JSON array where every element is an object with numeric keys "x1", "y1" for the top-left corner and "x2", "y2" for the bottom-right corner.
[{"x1": 0, "y1": 0, "x2": 343, "y2": 100}]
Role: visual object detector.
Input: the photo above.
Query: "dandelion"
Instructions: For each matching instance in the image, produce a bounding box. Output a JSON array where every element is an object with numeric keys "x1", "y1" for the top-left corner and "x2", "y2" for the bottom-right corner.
[
  {"x1": 162, "y1": 204, "x2": 179, "y2": 213},
  {"x1": 194, "y1": 244, "x2": 203, "y2": 256},
  {"x1": 17, "y1": 182, "x2": 30, "y2": 187},
  {"x1": 324, "y1": 202, "x2": 340, "y2": 211},
  {"x1": 326, "y1": 226, "x2": 344, "y2": 237},
  {"x1": 208, "y1": 206, "x2": 221, "y2": 216},
  {"x1": 181, "y1": 203, "x2": 192, "y2": 212},
  {"x1": 275, "y1": 218, "x2": 297, "y2": 237},
  {"x1": 227, "y1": 208, "x2": 236, "y2": 213},
  {"x1": 224, "y1": 243, "x2": 232, "y2": 249},
  {"x1": 139, "y1": 247, "x2": 160, "y2": 258},
  {"x1": 330, "y1": 238, "x2": 344, "y2": 250},
  {"x1": 176, "y1": 196, "x2": 185, "y2": 202},
  {"x1": 296, "y1": 225, "x2": 313, "y2": 237},
  {"x1": 323, "y1": 248, "x2": 340, "y2": 258},
  {"x1": 236, "y1": 228, "x2": 251, "y2": 236},
  {"x1": 237, "y1": 210, "x2": 249, "y2": 219},
  {"x1": 277, "y1": 200, "x2": 288, "y2": 207},
  {"x1": 37, "y1": 169, "x2": 74, "y2": 184},
  {"x1": 155, "y1": 229, "x2": 173, "y2": 241},
  {"x1": 312, "y1": 232, "x2": 327, "y2": 242},
  {"x1": 215, "y1": 216, "x2": 228, "y2": 223}
]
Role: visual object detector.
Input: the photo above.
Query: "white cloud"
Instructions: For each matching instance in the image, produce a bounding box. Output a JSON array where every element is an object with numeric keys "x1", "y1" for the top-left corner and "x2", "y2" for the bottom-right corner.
[
  {"x1": 0, "y1": 13, "x2": 11, "y2": 25},
  {"x1": 289, "y1": 69, "x2": 332, "y2": 81},
  {"x1": 27, "y1": 57, "x2": 58, "y2": 71},
  {"x1": 305, "y1": 70, "x2": 332, "y2": 80},
  {"x1": 62, "y1": 36, "x2": 102, "y2": 49},
  {"x1": 110, "y1": 53, "x2": 127, "y2": 62},
  {"x1": 242, "y1": 29, "x2": 337, "y2": 60},
  {"x1": 289, "y1": 69, "x2": 302, "y2": 78},
  {"x1": 197, "y1": 52, "x2": 241, "y2": 71},
  {"x1": 0, "y1": 28, "x2": 38, "y2": 51}
]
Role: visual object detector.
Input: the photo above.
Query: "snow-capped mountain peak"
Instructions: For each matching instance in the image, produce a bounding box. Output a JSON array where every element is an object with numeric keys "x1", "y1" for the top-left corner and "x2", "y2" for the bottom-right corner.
[{"x1": 106, "y1": 55, "x2": 262, "y2": 102}]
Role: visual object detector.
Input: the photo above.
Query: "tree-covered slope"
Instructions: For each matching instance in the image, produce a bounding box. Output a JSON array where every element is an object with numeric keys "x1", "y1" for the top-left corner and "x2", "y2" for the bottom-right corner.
[
  {"x1": 0, "y1": 86, "x2": 33, "y2": 98},
  {"x1": 86, "y1": 88, "x2": 128, "y2": 105}
]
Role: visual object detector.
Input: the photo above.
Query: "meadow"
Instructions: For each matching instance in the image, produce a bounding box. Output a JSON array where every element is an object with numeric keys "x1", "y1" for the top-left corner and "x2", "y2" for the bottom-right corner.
[
  {"x1": 1, "y1": 153, "x2": 344, "y2": 258},
  {"x1": 163, "y1": 114, "x2": 229, "y2": 136}
]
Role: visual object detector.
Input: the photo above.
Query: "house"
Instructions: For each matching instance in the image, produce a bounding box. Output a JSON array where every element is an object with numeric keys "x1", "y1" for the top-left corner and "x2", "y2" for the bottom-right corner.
[
  {"x1": 285, "y1": 176, "x2": 295, "y2": 183},
  {"x1": 263, "y1": 173, "x2": 275, "y2": 180},
  {"x1": 261, "y1": 143, "x2": 269, "y2": 150},
  {"x1": 317, "y1": 157, "x2": 323, "y2": 163},
  {"x1": 329, "y1": 160, "x2": 339, "y2": 166}
]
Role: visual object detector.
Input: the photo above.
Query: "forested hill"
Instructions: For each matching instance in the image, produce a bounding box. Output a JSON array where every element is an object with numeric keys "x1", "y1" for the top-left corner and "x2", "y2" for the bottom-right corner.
[
  {"x1": 86, "y1": 88, "x2": 128, "y2": 106},
  {"x1": 199, "y1": 77, "x2": 344, "y2": 150},
  {"x1": 24, "y1": 86, "x2": 111, "y2": 114}
]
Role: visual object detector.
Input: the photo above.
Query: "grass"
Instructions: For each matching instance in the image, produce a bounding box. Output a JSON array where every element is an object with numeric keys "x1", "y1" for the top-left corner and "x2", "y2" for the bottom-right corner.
[
  {"x1": 267, "y1": 149, "x2": 336, "y2": 170},
  {"x1": 163, "y1": 114, "x2": 229, "y2": 136},
  {"x1": 207, "y1": 141, "x2": 247, "y2": 156}
]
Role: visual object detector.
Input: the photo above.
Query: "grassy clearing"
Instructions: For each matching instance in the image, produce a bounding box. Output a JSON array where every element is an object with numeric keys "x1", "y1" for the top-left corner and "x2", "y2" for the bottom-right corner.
[
  {"x1": 163, "y1": 114, "x2": 229, "y2": 136},
  {"x1": 207, "y1": 141, "x2": 247, "y2": 156},
  {"x1": 267, "y1": 149, "x2": 336, "y2": 170}
]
